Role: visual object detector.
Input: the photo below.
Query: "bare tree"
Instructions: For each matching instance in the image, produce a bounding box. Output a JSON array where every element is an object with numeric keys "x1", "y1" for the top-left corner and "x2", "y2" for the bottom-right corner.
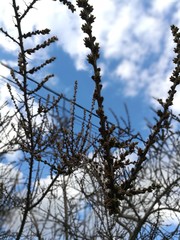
[
  {"x1": 0, "y1": 0, "x2": 64, "y2": 239},
  {"x1": 0, "y1": 0, "x2": 179, "y2": 239}
]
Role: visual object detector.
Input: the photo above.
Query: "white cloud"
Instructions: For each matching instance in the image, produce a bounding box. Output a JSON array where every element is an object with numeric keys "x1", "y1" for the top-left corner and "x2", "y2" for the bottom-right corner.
[
  {"x1": 0, "y1": 1, "x2": 18, "y2": 52},
  {"x1": 0, "y1": 68, "x2": 19, "y2": 152},
  {"x1": 152, "y1": 0, "x2": 177, "y2": 14},
  {"x1": 115, "y1": 60, "x2": 141, "y2": 96},
  {"x1": 4, "y1": 150, "x2": 23, "y2": 163},
  {"x1": 3, "y1": 168, "x2": 93, "y2": 237},
  {"x1": 0, "y1": 62, "x2": 51, "y2": 152},
  {"x1": 0, "y1": 1, "x2": 180, "y2": 110},
  {"x1": 0, "y1": 162, "x2": 23, "y2": 189}
]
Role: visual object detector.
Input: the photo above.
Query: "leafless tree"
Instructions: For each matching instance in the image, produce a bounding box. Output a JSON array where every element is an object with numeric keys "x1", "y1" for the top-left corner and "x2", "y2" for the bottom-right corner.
[{"x1": 0, "y1": 0, "x2": 179, "y2": 239}]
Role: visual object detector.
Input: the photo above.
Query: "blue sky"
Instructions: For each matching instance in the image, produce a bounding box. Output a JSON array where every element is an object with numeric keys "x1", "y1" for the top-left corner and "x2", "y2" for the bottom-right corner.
[
  {"x1": 0, "y1": 0, "x2": 180, "y2": 235},
  {"x1": 0, "y1": 0, "x2": 180, "y2": 138}
]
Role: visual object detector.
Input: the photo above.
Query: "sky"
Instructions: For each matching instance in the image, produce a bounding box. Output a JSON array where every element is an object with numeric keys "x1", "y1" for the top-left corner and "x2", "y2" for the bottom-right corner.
[
  {"x1": 0, "y1": 0, "x2": 180, "y2": 235},
  {"x1": 0, "y1": 0, "x2": 180, "y2": 137}
]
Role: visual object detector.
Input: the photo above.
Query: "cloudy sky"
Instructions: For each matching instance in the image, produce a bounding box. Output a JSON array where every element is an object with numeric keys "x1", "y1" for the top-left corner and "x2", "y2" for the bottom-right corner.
[
  {"x1": 0, "y1": 1, "x2": 180, "y2": 233},
  {"x1": 0, "y1": 0, "x2": 180, "y2": 136}
]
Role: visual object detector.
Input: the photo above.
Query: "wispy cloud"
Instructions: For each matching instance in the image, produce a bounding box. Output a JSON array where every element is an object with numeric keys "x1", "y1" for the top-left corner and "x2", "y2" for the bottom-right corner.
[{"x1": 0, "y1": 0, "x2": 180, "y2": 112}]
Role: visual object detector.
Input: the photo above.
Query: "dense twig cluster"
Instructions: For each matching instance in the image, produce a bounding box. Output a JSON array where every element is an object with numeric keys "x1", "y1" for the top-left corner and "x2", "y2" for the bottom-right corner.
[
  {"x1": 53, "y1": 0, "x2": 76, "y2": 13},
  {"x1": 0, "y1": 1, "x2": 63, "y2": 238},
  {"x1": 0, "y1": 0, "x2": 179, "y2": 239},
  {"x1": 77, "y1": 0, "x2": 177, "y2": 214}
]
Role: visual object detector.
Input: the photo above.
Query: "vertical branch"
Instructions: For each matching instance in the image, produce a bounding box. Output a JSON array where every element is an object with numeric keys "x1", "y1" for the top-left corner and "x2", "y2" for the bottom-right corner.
[
  {"x1": 77, "y1": 0, "x2": 180, "y2": 215},
  {"x1": 2, "y1": 1, "x2": 60, "y2": 238},
  {"x1": 62, "y1": 176, "x2": 69, "y2": 240},
  {"x1": 77, "y1": 0, "x2": 119, "y2": 214},
  {"x1": 12, "y1": 1, "x2": 35, "y2": 239}
]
